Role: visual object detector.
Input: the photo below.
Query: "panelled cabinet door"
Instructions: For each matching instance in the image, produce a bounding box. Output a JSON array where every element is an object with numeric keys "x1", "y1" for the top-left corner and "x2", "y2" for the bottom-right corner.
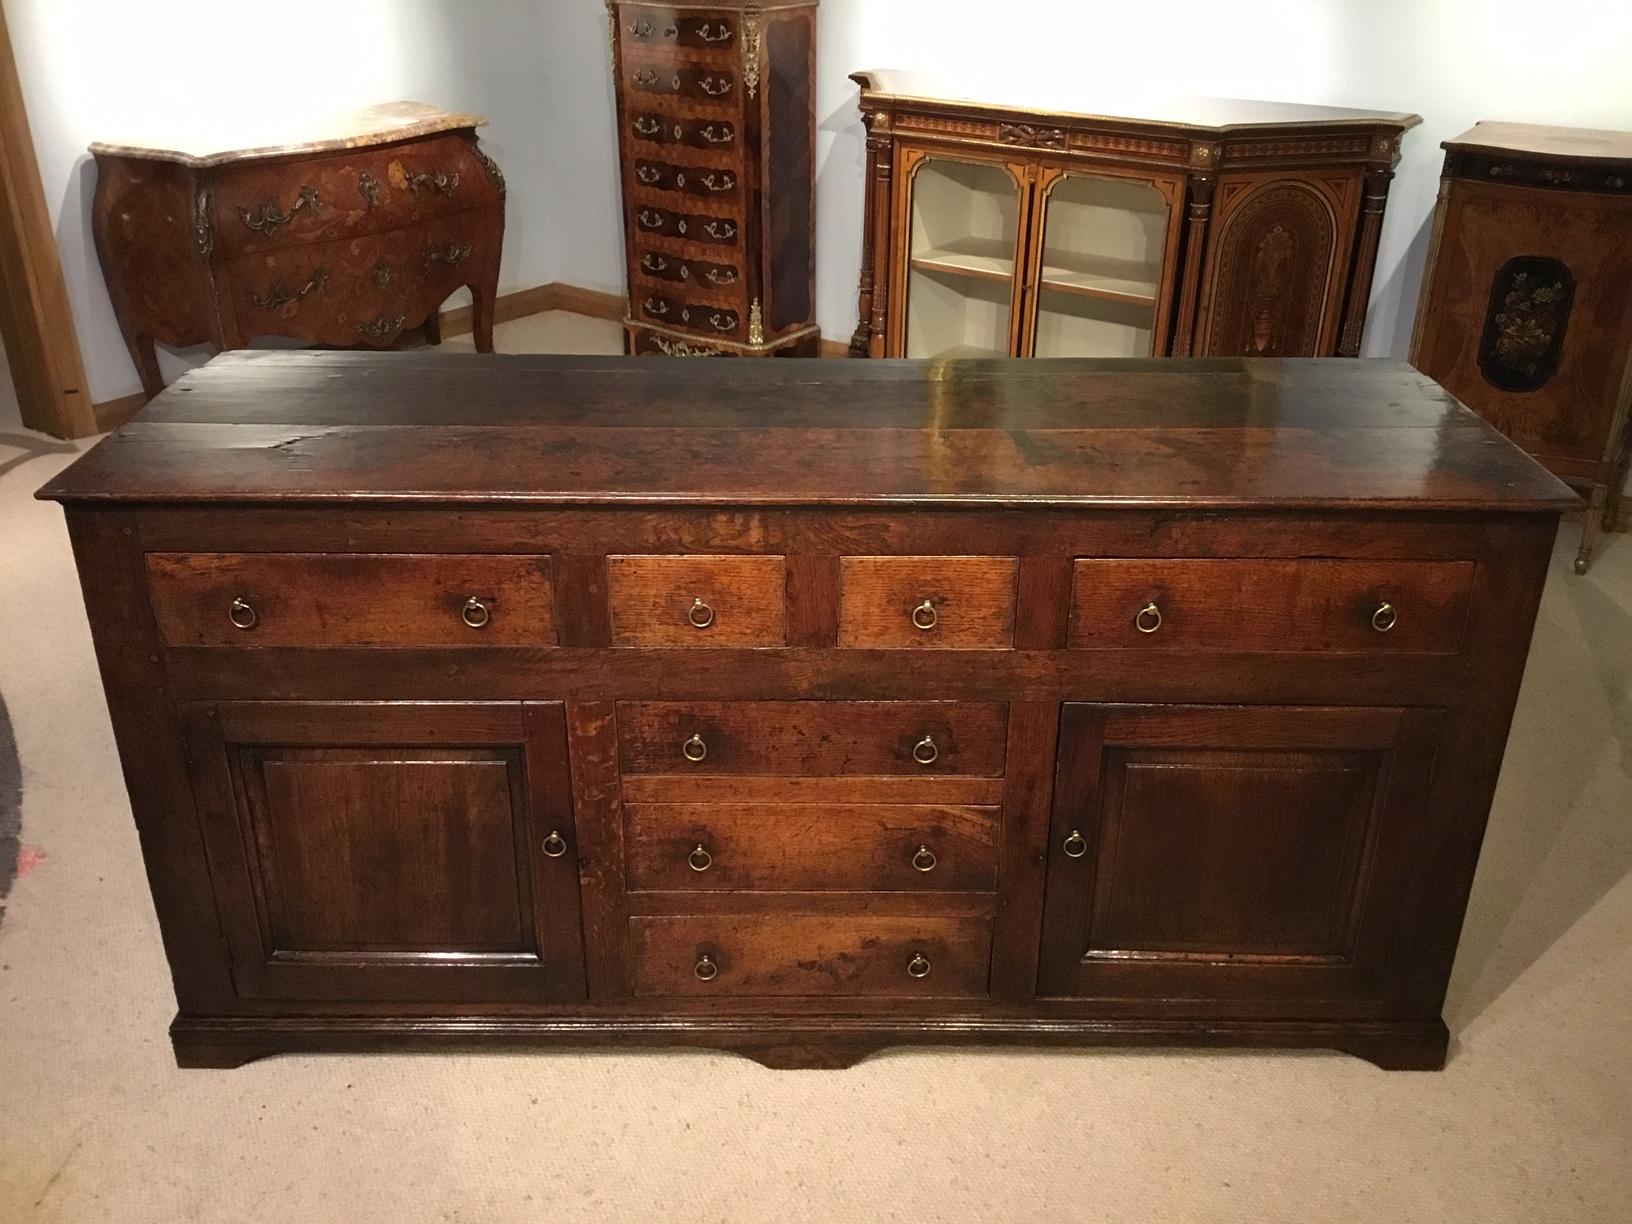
[
  {"x1": 1038, "y1": 704, "x2": 1442, "y2": 1011},
  {"x1": 182, "y1": 702, "x2": 587, "y2": 1003}
]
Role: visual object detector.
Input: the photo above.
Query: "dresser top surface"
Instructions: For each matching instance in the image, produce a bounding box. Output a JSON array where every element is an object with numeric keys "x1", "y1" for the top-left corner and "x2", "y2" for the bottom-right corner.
[
  {"x1": 89, "y1": 101, "x2": 487, "y2": 168},
  {"x1": 1442, "y1": 121, "x2": 1632, "y2": 165},
  {"x1": 40, "y1": 352, "x2": 1577, "y2": 513},
  {"x1": 851, "y1": 70, "x2": 1421, "y2": 133}
]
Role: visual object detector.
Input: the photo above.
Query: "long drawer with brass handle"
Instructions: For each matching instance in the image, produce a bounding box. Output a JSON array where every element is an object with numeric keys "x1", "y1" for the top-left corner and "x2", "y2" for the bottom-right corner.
[
  {"x1": 629, "y1": 111, "x2": 738, "y2": 151},
  {"x1": 635, "y1": 247, "x2": 743, "y2": 292},
  {"x1": 633, "y1": 159, "x2": 740, "y2": 201},
  {"x1": 629, "y1": 915, "x2": 993, "y2": 997},
  {"x1": 628, "y1": 63, "x2": 736, "y2": 104},
  {"x1": 144, "y1": 553, "x2": 557, "y2": 647},
  {"x1": 624, "y1": 801, "x2": 1001, "y2": 893},
  {"x1": 620, "y1": 8, "x2": 738, "y2": 54},
  {"x1": 637, "y1": 294, "x2": 742, "y2": 337},
  {"x1": 616, "y1": 701, "x2": 1008, "y2": 777},
  {"x1": 632, "y1": 204, "x2": 739, "y2": 245}
]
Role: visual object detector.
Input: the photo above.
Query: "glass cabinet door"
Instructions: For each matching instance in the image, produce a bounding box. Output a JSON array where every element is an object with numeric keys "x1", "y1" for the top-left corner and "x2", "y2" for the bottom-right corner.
[
  {"x1": 900, "y1": 156, "x2": 1025, "y2": 359},
  {"x1": 1029, "y1": 172, "x2": 1178, "y2": 358}
]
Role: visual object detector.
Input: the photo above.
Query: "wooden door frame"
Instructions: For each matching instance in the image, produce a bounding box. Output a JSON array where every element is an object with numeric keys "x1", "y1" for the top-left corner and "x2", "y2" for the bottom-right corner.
[{"x1": 0, "y1": 0, "x2": 95, "y2": 438}]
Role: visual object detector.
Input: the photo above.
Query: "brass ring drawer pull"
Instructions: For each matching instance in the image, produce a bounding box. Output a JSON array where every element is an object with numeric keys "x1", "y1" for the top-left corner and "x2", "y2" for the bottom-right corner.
[
  {"x1": 542, "y1": 830, "x2": 568, "y2": 858},
  {"x1": 461, "y1": 597, "x2": 490, "y2": 629},
  {"x1": 1372, "y1": 602, "x2": 1397, "y2": 633},
  {"x1": 906, "y1": 952, "x2": 932, "y2": 979},
  {"x1": 683, "y1": 733, "x2": 708, "y2": 763},
  {"x1": 1063, "y1": 829, "x2": 1088, "y2": 858},
  {"x1": 912, "y1": 600, "x2": 938, "y2": 631},
  {"x1": 911, "y1": 846, "x2": 938, "y2": 873},
  {"x1": 1135, "y1": 602, "x2": 1162, "y2": 634},
  {"x1": 912, "y1": 735, "x2": 939, "y2": 766},
  {"x1": 688, "y1": 597, "x2": 715, "y2": 629},
  {"x1": 688, "y1": 844, "x2": 713, "y2": 872},
  {"x1": 694, "y1": 953, "x2": 719, "y2": 981},
  {"x1": 228, "y1": 597, "x2": 258, "y2": 631}
]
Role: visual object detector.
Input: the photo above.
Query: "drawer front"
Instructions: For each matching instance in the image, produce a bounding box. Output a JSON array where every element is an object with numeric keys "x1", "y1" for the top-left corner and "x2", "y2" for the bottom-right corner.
[
  {"x1": 1069, "y1": 559, "x2": 1476, "y2": 653},
  {"x1": 630, "y1": 915, "x2": 992, "y2": 997},
  {"x1": 628, "y1": 63, "x2": 738, "y2": 106},
  {"x1": 224, "y1": 211, "x2": 495, "y2": 348},
  {"x1": 838, "y1": 556, "x2": 1019, "y2": 649},
  {"x1": 607, "y1": 555, "x2": 785, "y2": 646},
  {"x1": 211, "y1": 132, "x2": 495, "y2": 258},
  {"x1": 619, "y1": 8, "x2": 738, "y2": 53},
  {"x1": 628, "y1": 111, "x2": 737, "y2": 153},
  {"x1": 617, "y1": 701, "x2": 1009, "y2": 776},
  {"x1": 633, "y1": 203, "x2": 739, "y2": 246},
  {"x1": 631, "y1": 331, "x2": 732, "y2": 357},
  {"x1": 146, "y1": 553, "x2": 555, "y2": 647},
  {"x1": 635, "y1": 247, "x2": 743, "y2": 294},
  {"x1": 633, "y1": 158, "x2": 740, "y2": 203},
  {"x1": 625, "y1": 803, "x2": 1000, "y2": 892},
  {"x1": 637, "y1": 293, "x2": 741, "y2": 339}
]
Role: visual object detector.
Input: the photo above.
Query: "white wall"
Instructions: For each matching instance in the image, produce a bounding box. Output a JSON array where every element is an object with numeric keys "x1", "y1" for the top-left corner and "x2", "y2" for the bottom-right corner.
[{"x1": 6, "y1": 0, "x2": 555, "y2": 403}]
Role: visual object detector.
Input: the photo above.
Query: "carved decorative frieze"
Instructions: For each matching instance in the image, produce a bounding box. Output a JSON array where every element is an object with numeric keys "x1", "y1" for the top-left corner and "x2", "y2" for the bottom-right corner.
[{"x1": 999, "y1": 123, "x2": 1068, "y2": 149}]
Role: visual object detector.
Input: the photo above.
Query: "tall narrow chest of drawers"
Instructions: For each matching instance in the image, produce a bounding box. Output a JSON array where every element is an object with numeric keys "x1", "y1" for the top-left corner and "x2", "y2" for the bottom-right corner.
[
  {"x1": 42, "y1": 352, "x2": 1574, "y2": 1071},
  {"x1": 609, "y1": 0, "x2": 820, "y2": 357}
]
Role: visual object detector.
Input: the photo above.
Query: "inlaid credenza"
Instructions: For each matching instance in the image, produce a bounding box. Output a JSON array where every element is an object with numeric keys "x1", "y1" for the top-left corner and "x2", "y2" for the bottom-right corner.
[{"x1": 41, "y1": 352, "x2": 1573, "y2": 1071}]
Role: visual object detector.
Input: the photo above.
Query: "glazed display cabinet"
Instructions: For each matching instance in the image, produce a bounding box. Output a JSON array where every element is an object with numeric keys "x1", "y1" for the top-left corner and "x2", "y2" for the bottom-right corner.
[
  {"x1": 850, "y1": 72, "x2": 1419, "y2": 361},
  {"x1": 608, "y1": 0, "x2": 820, "y2": 357}
]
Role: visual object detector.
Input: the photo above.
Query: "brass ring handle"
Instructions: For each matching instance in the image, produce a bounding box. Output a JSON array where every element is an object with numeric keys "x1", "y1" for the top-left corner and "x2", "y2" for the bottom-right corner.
[
  {"x1": 461, "y1": 597, "x2": 491, "y2": 629},
  {"x1": 1371, "y1": 602, "x2": 1398, "y2": 633},
  {"x1": 688, "y1": 844, "x2": 713, "y2": 873},
  {"x1": 912, "y1": 736, "x2": 939, "y2": 766},
  {"x1": 1063, "y1": 829, "x2": 1088, "y2": 859},
  {"x1": 911, "y1": 846, "x2": 938, "y2": 873},
  {"x1": 912, "y1": 600, "x2": 938, "y2": 631},
  {"x1": 688, "y1": 597, "x2": 715, "y2": 629},
  {"x1": 694, "y1": 953, "x2": 719, "y2": 981},
  {"x1": 542, "y1": 830, "x2": 568, "y2": 858},
  {"x1": 906, "y1": 953, "x2": 932, "y2": 979},
  {"x1": 682, "y1": 733, "x2": 708, "y2": 763},
  {"x1": 228, "y1": 597, "x2": 258, "y2": 631},
  {"x1": 1135, "y1": 602, "x2": 1162, "y2": 634}
]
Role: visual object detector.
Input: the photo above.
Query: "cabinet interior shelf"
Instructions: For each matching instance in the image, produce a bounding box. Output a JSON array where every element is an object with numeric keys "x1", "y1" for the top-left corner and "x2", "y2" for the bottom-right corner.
[
  {"x1": 910, "y1": 237, "x2": 1016, "y2": 284},
  {"x1": 912, "y1": 237, "x2": 1159, "y2": 308}
]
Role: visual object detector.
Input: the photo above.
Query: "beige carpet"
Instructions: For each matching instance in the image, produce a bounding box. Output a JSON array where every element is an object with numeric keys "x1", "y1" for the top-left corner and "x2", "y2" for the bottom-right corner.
[{"x1": 1, "y1": 320, "x2": 1629, "y2": 1223}]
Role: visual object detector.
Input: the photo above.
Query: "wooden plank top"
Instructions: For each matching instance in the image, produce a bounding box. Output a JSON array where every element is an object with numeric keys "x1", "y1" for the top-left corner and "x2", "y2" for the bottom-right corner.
[
  {"x1": 39, "y1": 352, "x2": 1578, "y2": 513},
  {"x1": 851, "y1": 70, "x2": 1421, "y2": 134},
  {"x1": 1441, "y1": 120, "x2": 1632, "y2": 166},
  {"x1": 89, "y1": 102, "x2": 486, "y2": 169}
]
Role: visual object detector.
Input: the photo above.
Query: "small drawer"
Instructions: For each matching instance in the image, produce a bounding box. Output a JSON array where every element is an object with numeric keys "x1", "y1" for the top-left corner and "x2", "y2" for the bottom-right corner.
[
  {"x1": 1068, "y1": 559, "x2": 1476, "y2": 653},
  {"x1": 629, "y1": 915, "x2": 992, "y2": 997},
  {"x1": 625, "y1": 802, "x2": 1000, "y2": 892},
  {"x1": 637, "y1": 293, "x2": 741, "y2": 338},
  {"x1": 628, "y1": 63, "x2": 737, "y2": 105},
  {"x1": 629, "y1": 112, "x2": 737, "y2": 152},
  {"x1": 145, "y1": 553, "x2": 555, "y2": 647},
  {"x1": 838, "y1": 556, "x2": 1019, "y2": 649},
  {"x1": 620, "y1": 8, "x2": 737, "y2": 52},
  {"x1": 607, "y1": 555, "x2": 784, "y2": 646},
  {"x1": 633, "y1": 159, "x2": 740, "y2": 202},
  {"x1": 616, "y1": 701, "x2": 1008, "y2": 776},
  {"x1": 633, "y1": 204, "x2": 739, "y2": 246},
  {"x1": 636, "y1": 248, "x2": 742, "y2": 293}
]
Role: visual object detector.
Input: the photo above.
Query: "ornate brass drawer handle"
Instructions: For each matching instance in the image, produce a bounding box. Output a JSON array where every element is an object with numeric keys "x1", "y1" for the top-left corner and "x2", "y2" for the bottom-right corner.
[
  {"x1": 356, "y1": 313, "x2": 407, "y2": 342},
  {"x1": 634, "y1": 116, "x2": 662, "y2": 137},
  {"x1": 461, "y1": 596, "x2": 490, "y2": 629},
  {"x1": 228, "y1": 597, "x2": 258, "y2": 631},
  {"x1": 699, "y1": 75, "x2": 732, "y2": 97},
  {"x1": 688, "y1": 844, "x2": 713, "y2": 873},
  {"x1": 682, "y1": 733, "x2": 708, "y2": 763},
  {"x1": 424, "y1": 242, "x2": 472, "y2": 268},
  {"x1": 637, "y1": 208, "x2": 665, "y2": 229},
  {"x1": 912, "y1": 735, "x2": 939, "y2": 766},
  {"x1": 250, "y1": 269, "x2": 328, "y2": 313},
  {"x1": 704, "y1": 267, "x2": 737, "y2": 286},
  {"x1": 542, "y1": 830, "x2": 568, "y2": 858},
  {"x1": 688, "y1": 597, "x2": 715, "y2": 628},
  {"x1": 701, "y1": 172, "x2": 735, "y2": 192},
  {"x1": 700, "y1": 124, "x2": 733, "y2": 145},
  {"x1": 644, "y1": 297, "x2": 671, "y2": 317},
  {"x1": 642, "y1": 253, "x2": 670, "y2": 274},
  {"x1": 707, "y1": 312, "x2": 736, "y2": 334},
  {"x1": 698, "y1": 21, "x2": 732, "y2": 41},
  {"x1": 1062, "y1": 829, "x2": 1088, "y2": 859},
  {"x1": 911, "y1": 846, "x2": 938, "y2": 873},
  {"x1": 703, "y1": 220, "x2": 736, "y2": 240},
  {"x1": 358, "y1": 173, "x2": 381, "y2": 208},
  {"x1": 1371, "y1": 601, "x2": 1398, "y2": 633},
  {"x1": 912, "y1": 600, "x2": 938, "y2": 631},
  {"x1": 237, "y1": 184, "x2": 318, "y2": 234},
  {"x1": 406, "y1": 169, "x2": 460, "y2": 196},
  {"x1": 906, "y1": 953, "x2": 932, "y2": 979},
  {"x1": 636, "y1": 165, "x2": 662, "y2": 185},
  {"x1": 1135, "y1": 602, "x2": 1162, "y2": 634},
  {"x1": 694, "y1": 953, "x2": 719, "y2": 981}
]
